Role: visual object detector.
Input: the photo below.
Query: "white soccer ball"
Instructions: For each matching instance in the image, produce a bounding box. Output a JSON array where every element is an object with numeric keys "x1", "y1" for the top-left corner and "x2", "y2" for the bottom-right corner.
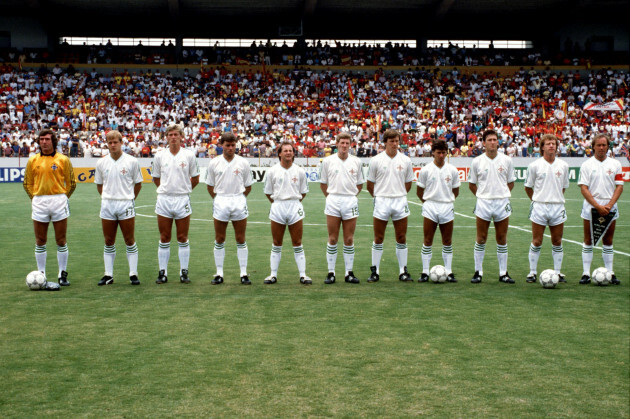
[
  {"x1": 429, "y1": 265, "x2": 448, "y2": 283},
  {"x1": 592, "y1": 267, "x2": 612, "y2": 286},
  {"x1": 26, "y1": 271, "x2": 47, "y2": 290},
  {"x1": 539, "y1": 269, "x2": 559, "y2": 289}
]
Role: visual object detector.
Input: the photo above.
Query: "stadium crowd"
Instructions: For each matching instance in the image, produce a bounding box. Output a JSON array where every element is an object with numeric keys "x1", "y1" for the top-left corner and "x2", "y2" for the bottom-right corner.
[{"x1": 0, "y1": 61, "x2": 628, "y2": 160}]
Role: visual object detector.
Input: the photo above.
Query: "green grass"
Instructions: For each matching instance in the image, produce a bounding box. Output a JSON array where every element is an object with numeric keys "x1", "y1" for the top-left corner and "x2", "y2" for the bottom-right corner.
[{"x1": 1, "y1": 182, "x2": 628, "y2": 417}]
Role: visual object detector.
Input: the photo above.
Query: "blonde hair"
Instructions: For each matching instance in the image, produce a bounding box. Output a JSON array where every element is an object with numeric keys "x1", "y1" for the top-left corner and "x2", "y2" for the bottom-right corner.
[
  {"x1": 106, "y1": 130, "x2": 123, "y2": 142},
  {"x1": 165, "y1": 124, "x2": 184, "y2": 136}
]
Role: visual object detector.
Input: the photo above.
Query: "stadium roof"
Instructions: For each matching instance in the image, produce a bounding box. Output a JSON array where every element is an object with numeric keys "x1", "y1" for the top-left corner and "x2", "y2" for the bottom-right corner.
[{"x1": 5, "y1": 0, "x2": 629, "y2": 41}]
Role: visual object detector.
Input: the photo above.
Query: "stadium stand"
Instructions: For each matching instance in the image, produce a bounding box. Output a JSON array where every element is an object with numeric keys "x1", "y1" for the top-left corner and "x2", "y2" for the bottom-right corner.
[{"x1": 0, "y1": 62, "x2": 628, "y2": 159}]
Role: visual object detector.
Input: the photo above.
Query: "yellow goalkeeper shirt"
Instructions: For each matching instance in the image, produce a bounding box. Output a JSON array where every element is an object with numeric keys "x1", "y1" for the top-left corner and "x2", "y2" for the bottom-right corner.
[{"x1": 23, "y1": 151, "x2": 76, "y2": 199}]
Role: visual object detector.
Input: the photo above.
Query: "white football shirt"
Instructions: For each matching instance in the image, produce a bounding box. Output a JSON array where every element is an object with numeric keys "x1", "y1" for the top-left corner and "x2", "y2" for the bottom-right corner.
[
  {"x1": 524, "y1": 157, "x2": 570, "y2": 203},
  {"x1": 151, "y1": 148, "x2": 199, "y2": 195},
  {"x1": 468, "y1": 153, "x2": 516, "y2": 199},
  {"x1": 416, "y1": 161, "x2": 461, "y2": 203},
  {"x1": 319, "y1": 153, "x2": 364, "y2": 196},
  {"x1": 95, "y1": 153, "x2": 143, "y2": 200},
  {"x1": 205, "y1": 154, "x2": 253, "y2": 195},
  {"x1": 264, "y1": 162, "x2": 309, "y2": 201},
  {"x1": 578, "y1": 156, "x2": 623, "y2": 200},
  {"x1": 367, "y1": 151, "x2": 414, "y2": 198}
]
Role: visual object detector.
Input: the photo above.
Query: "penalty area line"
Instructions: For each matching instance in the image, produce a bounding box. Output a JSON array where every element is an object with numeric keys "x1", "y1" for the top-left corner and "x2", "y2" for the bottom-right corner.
[{"x1": 407, "y1": 200, "x2": 630, "y2": 257}]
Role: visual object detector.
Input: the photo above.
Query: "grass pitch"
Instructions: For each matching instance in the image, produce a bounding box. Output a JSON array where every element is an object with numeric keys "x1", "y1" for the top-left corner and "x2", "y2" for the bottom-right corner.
[{"x1": 1, "y1": 182, "x2": 628, "y2": 417}]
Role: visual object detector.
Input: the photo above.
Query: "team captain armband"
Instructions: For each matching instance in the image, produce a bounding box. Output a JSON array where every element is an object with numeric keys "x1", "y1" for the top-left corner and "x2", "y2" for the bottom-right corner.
[{"x1": 614, "y1": 174, "x2": 624, "y2": 182}]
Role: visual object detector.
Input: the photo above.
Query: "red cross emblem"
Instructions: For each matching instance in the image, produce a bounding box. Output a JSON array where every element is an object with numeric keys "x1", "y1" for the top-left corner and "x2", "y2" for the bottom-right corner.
[
  {"x1": 234, "y1": 169, "x2": 241, "y2": 176},
  {"x1": 121, "y1": 168, "x2": 127, "y2": 175},
  {"x1": 606, "y1": 169, "x2": 613, "y2": 175},
  {"x1": 497, "y1": 166, "x2": 504, "y2": 173},
  {"x1": 555, "y1": 170, "x2": 561, "y2": 177},
  {"x1": 445, "y1": 176, "x2": 451, "y2": 183},
  {"x1": 180, "y1": 162, "x2": 186, "y2": 168},
  {"x1": 349, "y1": 168, "x2": 356, "y2": 175},
  {"x1": 396, "y1": 165, "x2": 403, "y2": 171},
  {"x1": 292, "y1": 176, "x2": 298, "y2": 183}
]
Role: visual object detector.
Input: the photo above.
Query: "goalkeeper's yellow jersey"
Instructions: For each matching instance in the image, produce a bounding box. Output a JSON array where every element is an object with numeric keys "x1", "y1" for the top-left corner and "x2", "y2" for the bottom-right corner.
[{"x1": 23, "y1": 151, "x2": 76, "y2": 199}]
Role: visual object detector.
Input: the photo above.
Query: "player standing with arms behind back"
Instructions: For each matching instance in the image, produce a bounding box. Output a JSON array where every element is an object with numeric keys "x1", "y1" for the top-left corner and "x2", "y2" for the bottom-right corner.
[
  {"x1": 578, "y1": 133, "x2": 624, "y2": 284},
  {"x1": 23, "y1": 129, "x2": 76, "y2": 289},
  {"x1": 524, "y1": 134, "x2": 569, "y2": 283},
  {"x1": 206, "y1": 132, "x2": 254, "y2": 285},
  {"x1": 263, "y1": 142, "x2": 310, "y2": 285},
  {"x1": 416, "y1": 140, "x2": 460, "y2": 282},
  {"x1": 152, "y1": 124, "x2": 200, "y2": 285},
  {"x1": 366, "y1": 129, "x2": 414, "y2": 283},
  {"x1": 468, "y1": 129, "x2": 516, "y2": 284},
  {"x1": 319, "y1": 132, "x2": 364, "y2": 284},
  {"x1": 95, "y1": 130, "x2": 143, "y2": 286}
]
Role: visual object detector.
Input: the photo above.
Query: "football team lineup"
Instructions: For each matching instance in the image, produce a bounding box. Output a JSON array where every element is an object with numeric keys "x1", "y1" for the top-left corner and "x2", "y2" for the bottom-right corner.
[
  {"x1": 21, "y1": 128, "x2": 628, "y2": 290},
  {"x1": 133, "y1": 194, "x2": 630, "y2": 257}
]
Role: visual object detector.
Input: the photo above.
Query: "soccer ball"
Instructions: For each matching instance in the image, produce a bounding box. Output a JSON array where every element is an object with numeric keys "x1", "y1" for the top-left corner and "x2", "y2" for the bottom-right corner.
[
  {"x1": 26, "y1": 271, "x2": 47, "y2": 290},
  {"x1": 539, "y1": 269, "x2": 559, "y2": 289},
  {"x1": 592, "y1": 267, "x2": 612, "y2": 286},
  {"x1": 429, "y1": 265, "x2": 448, "y2": 283}
]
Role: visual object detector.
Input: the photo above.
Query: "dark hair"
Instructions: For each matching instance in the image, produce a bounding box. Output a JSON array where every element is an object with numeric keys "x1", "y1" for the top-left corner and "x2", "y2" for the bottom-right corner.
[
  {"x1": 482, "y1": 129, "x2": 498, "y2": 142},
  {"x1": 431, "y1": 140, "x2": 448, "y2": 152},
  {"x1": 38, "y1": 129, "x2": 58, "y2": 149},
  {"x1": 278, "y1": 141, "x2": 296, "y2": 161},
  {"x1": 220, "y1": 132, "x2": 237, "y2": 144},
  {"x1": 382, "y1": 129, "x2": 400, "y2": 143}
]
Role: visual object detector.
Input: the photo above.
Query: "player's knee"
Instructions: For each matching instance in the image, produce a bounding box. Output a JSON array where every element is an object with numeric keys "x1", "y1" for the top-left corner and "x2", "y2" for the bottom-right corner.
[
  {"x1": 395, "y1": 233, "x2": 406, "y2": 244},
  {"x1": 343, "y1": 237, "x2": 354, "y2": 247},
  {"x1": 328, "y1": 236, "x2": 338, "y2": 245}
]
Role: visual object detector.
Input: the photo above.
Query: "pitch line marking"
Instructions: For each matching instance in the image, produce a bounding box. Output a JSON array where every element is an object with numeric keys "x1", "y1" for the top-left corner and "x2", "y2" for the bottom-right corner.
[{"x1": 407, "y1": 200, "x2": 630, "y2": 257}]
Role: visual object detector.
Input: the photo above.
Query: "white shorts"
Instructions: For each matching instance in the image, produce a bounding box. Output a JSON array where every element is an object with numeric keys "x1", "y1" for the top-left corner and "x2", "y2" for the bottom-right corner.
[
  {"x1": 529, "y1": 202, "x2": 567, "y2": 226},
  {"x1": 269, "y1": 200, "x2": 304, "y2": 226},
  {"x1": 422, "y1": 200, "x2": 455, "y2": 225},
  {"x1": 213, "y1": 194, "x2": 248, "y2": 222},
  {"x1": 101, "y1": 199, "x2": 135, "y2": 221},
  {"x1": 373, "y1": 196, "x2": 409, "y2": 221},
  {"x1": 155, "y1": 194, "x2": 192, "y2": 220},
  {"x1": 325, "y1": 194, "x2": 359, "y2": 220},
  {"x1": 474, "y1": 198, "x2": 512, "y2": 222},
  {"x1": 32, "y1": 194, "x2": 70, "y2": 223},
  {"x1": 580, "y1": 199, "x2": 620, "y2": 222}
]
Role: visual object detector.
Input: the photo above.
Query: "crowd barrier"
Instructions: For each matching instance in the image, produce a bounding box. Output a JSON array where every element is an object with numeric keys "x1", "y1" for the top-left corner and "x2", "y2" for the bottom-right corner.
[{"x1": 1, "y1": 157, "x2": 629, "y2": 183}]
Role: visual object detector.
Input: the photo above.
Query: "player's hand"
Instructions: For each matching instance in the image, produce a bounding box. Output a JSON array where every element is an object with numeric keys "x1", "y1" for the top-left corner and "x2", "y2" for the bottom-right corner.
[{"x1": 596, "y1": 204, "x2": 609, "y2": 216}]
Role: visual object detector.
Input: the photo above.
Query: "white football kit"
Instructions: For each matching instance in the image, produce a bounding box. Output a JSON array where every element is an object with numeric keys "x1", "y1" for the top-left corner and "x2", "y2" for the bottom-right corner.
[
  {"x1": 468, "y1": 153, "x2": 516, "y2": 222},
  {"x1": 320, "y1": 153, "x2": 364, "y2": 220},
  {"x1": 206, "y1": 154, "x2": 253, "y2": 222},
  {"x1": 95, "y1": 153, "x2": 143, "y2": 220},
  {"x1": 265, "y1": 162, "x2": 309, "y2": 225},
  {"x1": 367, "y1": 151, "x2": 414, "y2": 221},
  {"x1": 152, "y1": 147, "x2": 199, "y2": 219},
  {"x1": 417, "y1": 161, "x2": 460, "y2": 224},
  {"x1": 525, "y1": 157, "x2": 570, "y2": 226},
  {"x1": 578, "y1": 156, "x2": 623, "y2": 221}
]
